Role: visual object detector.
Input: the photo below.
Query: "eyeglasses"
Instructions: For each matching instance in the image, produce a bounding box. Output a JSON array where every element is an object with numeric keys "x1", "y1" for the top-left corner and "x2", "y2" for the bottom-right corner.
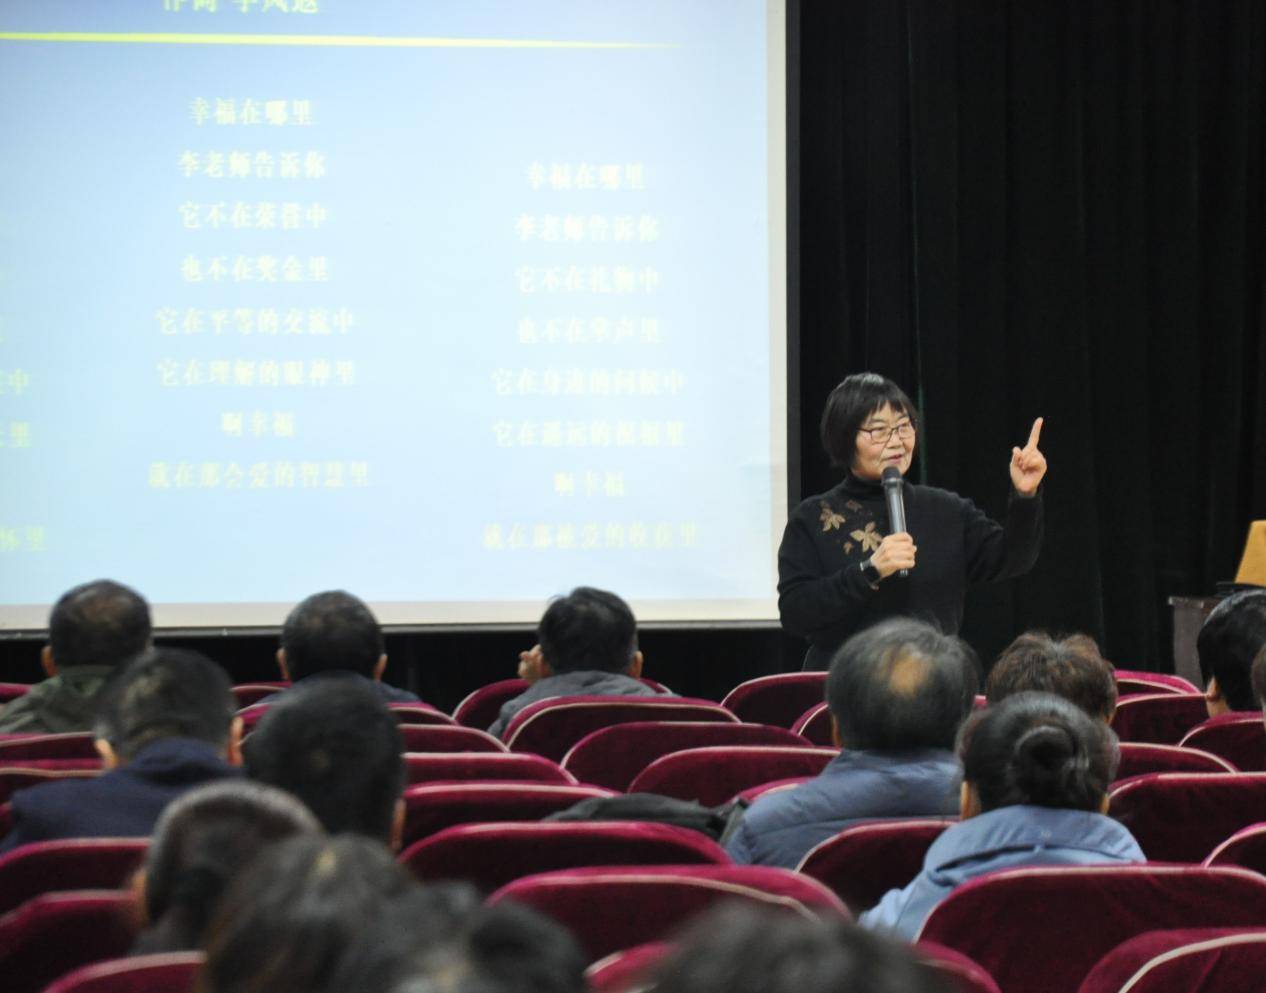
[{"x1": 857, "y1": 421, "x2": 915, "y2": 444}]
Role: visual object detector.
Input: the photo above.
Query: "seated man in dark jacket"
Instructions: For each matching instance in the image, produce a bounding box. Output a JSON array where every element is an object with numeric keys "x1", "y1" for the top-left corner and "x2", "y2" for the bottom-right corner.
[
  {"x1": 1198, "y1": 589, "x2": 1266, "y2": 717},
  {"x1": 488, "y1": 587, "x2": 662, "y2": 739},
  {"x1": 725, "y1": 618, "x2": 977, "y2": 869},
  {"x1": 1, "y1": 648, "x2": 242, "y2": 852},
  {"x1": 0, "y1": 579, "x2": 151, "y2": 734}
]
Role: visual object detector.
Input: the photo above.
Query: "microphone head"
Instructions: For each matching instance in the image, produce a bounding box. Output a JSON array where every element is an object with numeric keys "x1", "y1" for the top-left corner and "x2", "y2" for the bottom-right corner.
[{"x1": 881, "y1": 465, "x2": 903, "y2": 487}]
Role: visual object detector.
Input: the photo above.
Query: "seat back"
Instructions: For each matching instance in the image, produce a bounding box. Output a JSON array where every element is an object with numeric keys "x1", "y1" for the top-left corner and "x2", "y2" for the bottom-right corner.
[
  {"x1": 228, "y1": 682, "x2": 288, "y2": 709},
  {"x1": 487, "y1": 865, "x2": 847, "y2": 961},
  {"x1": 1110, "y1": 693, "x2": 1209, "y2": 744},
  {"x1": 1108, "y1": 773, "x2": 1266, "y2": 862},
  {"x1": 41, "y1": 952, "x2": 205, "y2": 993},
  {"x1": 734, "y1": 777, "x2": 813, "y2": 804},
  {"x1": 1179, "y1": 714, "x2": 1266, "y2": 772},
  {"x1": 916, "y1": 864, "x2": 1266, "y2": 993},
  {"x1": 1076, "y1": 928, "x2": 1266, "y2": 993},
  {"x1": 1204, "y1": 822, "x2": 1266, "y2": 873},
  {"x1": 399, "y1": 782, "x2": 615, "y2": 848},
  {"x1": 915, "y1": 942, "x2": 1003, "y2": 993},
  {"x1": 627, "y1": 746, "x2": 838, "y2": 807},
  {"x1": 0, "y1": 734, "x2": 99, "y2": 760},
  {"x1": 0, "y1": 683, "x2": 32, "y2": 704},
  {"x1": 1114, "y1": 742, "x2": 1238, "y2": 780},
  {"x1": 238, "y1": 699, "x2": 454, "y2": 732},
  {"x1": 791, "y1": 702, "x2": 834, "y2": 745},
  {"x1": 0, "y1": 838, "x2": 148, "y2": 918},
  {"x1": 0, "y1": 890, "x2": 140, "y2": 993},
  {"x1": 1113, "y1": 670, "x2": 1201, "y2": 695},
  {"x1": 563, "y1": 723, "x2": 813, "y2": 792},
  {"x1": 720, "y1": 673, "x2": 827, "y2": 728},
  {"x1": 403, "y1": 752, "x2": 575, "y2": 786},
  {"x1": 452, "y1": 679, "x2": 531, "y2": 729},
  {"x1": 0, "y1": 766, "x2": 102, "y2": 805},
  {"x1": 398, "y1": 725, "x2": 507, "y2": 753},
  {"x1": 585, "y1": 941, "x2": 672, "y2": 993},
  {"x1": 504, "y1": 697, "x2": 738, "y2": 762},
  {"x1": 797, "y1": 819, "x2": 953, "y2": 913},
  {"x1": 400, "y1": 821, "x2": 730, "y2": 893}
]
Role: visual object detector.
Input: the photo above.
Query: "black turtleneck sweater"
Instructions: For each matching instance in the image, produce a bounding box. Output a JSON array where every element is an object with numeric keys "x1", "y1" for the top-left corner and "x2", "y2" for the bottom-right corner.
[{"x1": 778, "y1": 474, "x2": 1043, "y2": 668}]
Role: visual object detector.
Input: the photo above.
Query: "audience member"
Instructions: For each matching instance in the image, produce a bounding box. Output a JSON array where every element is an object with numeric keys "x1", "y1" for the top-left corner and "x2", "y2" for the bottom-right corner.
[
  {"x1": 650, "y1": 904, "x2": 951, "y2": 993},
  {"x1": 985, "y1": 630, "x2": 1117, "y2": 721},
  {"x1": 0, "y1": 648, "x2": 242, "y2": 852},
  {"x1": 274, "y1": 589, "x2": 420, "y2": 703},
  {"x1": 133, "y1": 780, "x2": 321, "y2": 954},
  {"x1": 1252, "y1": 643, "x2": 1266, "y2": 728},
  {"x1": 1198, "y1": 589, "x2": 1266, "y2": 716},
  {"x1": 244, "y1": 678, "x2": 406, "y2": 846},
  {"x1": 0, "y1": 579, "x2": 151, "y2": 734},
  {"x1": 488, "y1": 586, "x2": 663, "y2": 739},
  {"x1": 726, "y1": 618, "x2": 977, "y2": 868},
  {"x1": 860, "y1": 691, "x2": 1143, "y2": 939}
]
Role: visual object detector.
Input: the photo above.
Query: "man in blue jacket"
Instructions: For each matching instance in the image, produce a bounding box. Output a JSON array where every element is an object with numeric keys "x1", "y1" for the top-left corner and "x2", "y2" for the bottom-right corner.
[{"x1": 726, "y1": 618, "x2": 977, "y2": 868}]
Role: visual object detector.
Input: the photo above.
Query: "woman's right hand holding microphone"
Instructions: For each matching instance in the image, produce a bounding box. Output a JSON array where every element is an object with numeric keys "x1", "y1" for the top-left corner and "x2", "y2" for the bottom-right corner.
[{"x1": 868, "y1": 532, "x2": 917, "y2": 580}]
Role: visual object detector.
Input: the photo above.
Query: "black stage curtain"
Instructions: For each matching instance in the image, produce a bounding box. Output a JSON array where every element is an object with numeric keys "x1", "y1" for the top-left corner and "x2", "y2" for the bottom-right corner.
[{"x1": 794, "y1": 0, "x2": 1266, "y2": 669}]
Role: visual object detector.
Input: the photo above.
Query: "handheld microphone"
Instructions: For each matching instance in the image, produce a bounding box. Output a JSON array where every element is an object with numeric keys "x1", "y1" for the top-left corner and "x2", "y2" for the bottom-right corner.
[{"x1": 881, "y1": 466, "x2": 909, "y2": 578}]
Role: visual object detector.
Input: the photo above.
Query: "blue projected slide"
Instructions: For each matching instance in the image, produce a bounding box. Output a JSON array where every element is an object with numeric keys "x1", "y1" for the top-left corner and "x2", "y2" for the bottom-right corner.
[{"x1": 0, "y1": 0, "x2": 786, "y2": 629}]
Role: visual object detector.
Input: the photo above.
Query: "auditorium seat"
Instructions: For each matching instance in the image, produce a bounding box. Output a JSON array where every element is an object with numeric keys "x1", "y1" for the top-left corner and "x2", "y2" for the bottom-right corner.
[
  {"x1": 915, "y1": 942, "x2": 1003, "y2": 993},
  {"x1": 0, "y1": 682, "x2": 32, "y2": 704},
  {"x1": 562, "y1": 722, "x2": 813, "y2": 792},
  {"x1": 733, "y1": 777, "x2": 812, "y2": 804},
  {"x1": 486, "y1": 865, "x2": 847, "y2": 962},
  {"x1": 791, "y1": 702, "x2": 833, "y2": 745},
  {"x1": 40, "y1": 953, "x2": 204, "y2": 993},
  {"x1": 503, "y1": 697, "x2": 738, "y2": 762},
  {"x1": 398, "y1": 781, "x2": 614, "y2": 848},
  {"x1": 1179, "y1": 713, "x2": 1266, "y2": 772},
  {"x1": 0, "y1": 765, "x2": 103, "y2": 805},
  {"x1": 452, "y1": 679, "x2": 532, "y2": 729},
  {"x1": 1076, "y1": 928, "x2": 1266, "y2": 993},
  {"x1": 0, "y1": 838, "x2": 147, "y2": 917},
  {"x1": 0, "y1": 890, "x2": 140, "y2": 993},
  {"x1": 228, "y1": 681, "x2": 289, "y2": 709},
  {"x1": 720, "y1": 673, "x2": 827, "y2": 728},
  {"x1": 1114, "y1": 742, "x2": 1238, "y2": 780},
  {"x1": 915, "y1": 864, "x2": 1266, "y2": 993},
  {"x1": 1109, "y1": 692, "x2": 1209, "y2": 744},
  {"x1": 626, "y1": 746, "x2": 838, "y2": 806},
  {"x1": 796, "y1": 819, "x2": 954, "y2": 914},
  {"x1": 397, "y1": 724, "x2": 507, "y2": 753},
  {"x1": 1203, "y1": 822, "x2": 1266, "y2": 874},
  {"x1": 1112, "y1": 669, "x2": 1201, "y2": 696},
  {"x1": 400, "y1": 821, "x2": 729, "y2": 893},
  {"x1": 402, "y1": 752, "x2": 575, "y2": 786},
  {"x1": 0, "y1": 733, "x2": 100, "y2": 760},
  {"x1": 1108, "y1": 772, "x2": 1266, "y2": 862},
  {"x1": 237, "y1": 699, "x2": 455, "y2": 732}
]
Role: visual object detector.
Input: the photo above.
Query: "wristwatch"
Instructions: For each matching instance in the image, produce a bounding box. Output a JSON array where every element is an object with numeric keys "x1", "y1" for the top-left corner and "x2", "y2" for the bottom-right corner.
[{"x1": 860, "y1": 556, "x2": 881, "y2": 589}]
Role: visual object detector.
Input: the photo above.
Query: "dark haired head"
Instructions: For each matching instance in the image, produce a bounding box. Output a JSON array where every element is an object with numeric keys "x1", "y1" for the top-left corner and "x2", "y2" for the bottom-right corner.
[
  {"x1": 1198, "y1": 590, "x2": 1266, "y2": 713},
  {"x1": 280, "y1": 590, "x2": 385, "y2": 681},
  {"x1": 826, "y1": 618, "x2": 978, "y2": 751},
  {"x1": 819, "y1": 373, "x2": 918, "y2": 469},
  {"x1": 47, "y1": 579, "x2": 151, "y2": 670},
  {"x1": 244, "y1": 679, "x2": 404, "y2": 843},
  {"x1": 136, "y1": 780, "x2": 321, "y2": 954},
  {"x1": 1252, "y1": 644, "x2": 1266, "y2": 716},
  {"x1": 94, "y1": 648, "x2": 236, "y2": 763},
  {"x1": 960, "y1": 692, "x2": 1118, "y2": 813},
  {"x1": 986, "y1": 631, "x2": 1117, "y2": 721},
  {"x1": 650, "y1": 903, "x2": 951, "y2": 993},
  {"x1": 537, "y1": 587, "x2": 638, "y2": 675}
]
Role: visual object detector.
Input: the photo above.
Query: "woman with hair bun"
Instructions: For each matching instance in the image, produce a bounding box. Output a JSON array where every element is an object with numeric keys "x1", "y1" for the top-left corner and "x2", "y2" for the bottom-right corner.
[{"x1": 859, "y1": 692, "x2": 1143, "y2": 940}]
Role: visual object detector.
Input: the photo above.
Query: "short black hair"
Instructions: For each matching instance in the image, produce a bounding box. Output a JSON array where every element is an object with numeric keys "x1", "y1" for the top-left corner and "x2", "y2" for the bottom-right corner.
[
  {"x1": 651, "y1": 904, "x2": 951, "y2": 993},
  {"x1": 281, "y1": 590, "x2": 384, "y2": 681},
  {"x1": 1198, "y1": 590, "x2": 1266, "y2": 711},
  {"x1": 94, "y1": 648, "x2": 235, "y2": 761},
  {"x1": 826, "y1": 618, "x2": 978, "y2": 751},
  {"x1": 537, "y1": 587, "x2": 638, "y2": 675},
  {"x1": 1251, "y1": 644, "x2": 1266, "y2": 712},
  {"x1": 986, "y1": 631, "x2": 1117, "y2": 721},
  {"x1": 244, "y1": 679, "x2": 404, "y2": 841},
  {"x1": 48, "y1": 579, "x2": 151, "y2": 670},
  {"x1": 819, "y1": 373, "x2": 918, "y2": 468},
  {"x1": 960, "y1": 691, "x2": 1118, "y2": 813}
]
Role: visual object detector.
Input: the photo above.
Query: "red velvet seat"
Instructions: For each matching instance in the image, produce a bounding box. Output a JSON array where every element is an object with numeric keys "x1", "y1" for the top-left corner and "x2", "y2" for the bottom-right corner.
[
  {"x1": 1179, "y1": 713, "x2": 1266, "y2": 772},
  {"x1": 0, "y1": 838, "x2": 147, "y2": 917},
  {"x1": 399, "y1": 782, "x2": 614, "y2": 848},
  {"x1": 720, "y1": 673, "x2": 827, "y2": 728},
  {"x1": 0, "y1": 765, "x2": 102, "y2": 805},
  {"x1": 1114, "y1": 742, "x2": 1238, "y2": 780},
  {"x1": 0, "y1": 682, "x2": 32, "y2": 704},
  {"x1": 626, "y1": 746, "x2": 838, "y2": 806},
  {"x1": 228, "y1": 681, "x2": 289, "y2": 709},
  {"x1": 1108, "y1": 772, "x2": 1266, "y2": 863},
  {"x1": 403, "y1": 752, "x2": 575, "y2": 786},
  {"x1": 1077, "y1": 928, "x2": 1266, "y2": 993},
  {"x1": 503, "y1": 697, "x2": 738, "y2": 762},
  {"x1": 487, "y1": 865, "x2": 847, "y2": 961},
  {"x1": 915, "y1": 942, "x2": 1003, "y2": 993},
  {"x1": 0, "y1": 733, "x2": 100, "y2": 760},
  {"x1": 915, "y1": 864, "x2": 1266, "y2": 993},
  {"x1": 797, "y1": 819, "x2": 953, "y2": 913},
  {"x1": 40, "y1": 952, "x2": 204, "y2": 993},
  {"x1": 453, "y1": 678, "x2": 674, "y2": 731},
  {"x1": 398, "y1": 725, "x2": 507, "y2": 753},
  {"x1": 791, "y1": 702, "x2": 833, "y2": 745},
  {"x1": 0, "y1": 890, "x2": 140, "y2": 993},
  {"x1": 237, "y1": 699, "x2": 454, "y2": 732},
  {"x1": 585, "y1": 941, "x2": 672, "y2": 993},
  {"x1": 734, "y1": 777, "x2": 812, "y2": 803},
  {"x1": 1110, "y1": 693, "x2": 1209, "y2": 744},
  {"x1": 562, "y1": 722, "x2": 812, "y2": 792},
  {"x1": 1204, "y1": 822, "x2": 1266, "y2": 872},
  {"x1": 1113, "y1": 669, "x2": 1201, "y2": 696},
  {"x1": 400, "y1": 821, "x2": 729, "y2": 893}
]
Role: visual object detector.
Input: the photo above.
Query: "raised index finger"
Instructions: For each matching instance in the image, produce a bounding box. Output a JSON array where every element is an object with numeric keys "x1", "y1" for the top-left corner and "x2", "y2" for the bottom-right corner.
[{"x1": 1024, "y1": 417, "x2": 1044, "y2": 450}]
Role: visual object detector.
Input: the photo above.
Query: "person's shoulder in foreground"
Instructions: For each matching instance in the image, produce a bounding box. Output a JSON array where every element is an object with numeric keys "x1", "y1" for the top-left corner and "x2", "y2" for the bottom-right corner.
[
  {"x1": 726, "y1": 618, "x2": 978, "y2": 868},
  {"x1": 0, "y1": 578, "x2": 152, "y2": 734},
  {"x1": 489, "y1": 586, "x2": 662, "y2": 739},
  {"x1": 1, "y1": 647, "x2": 242, "y2": 853}
]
